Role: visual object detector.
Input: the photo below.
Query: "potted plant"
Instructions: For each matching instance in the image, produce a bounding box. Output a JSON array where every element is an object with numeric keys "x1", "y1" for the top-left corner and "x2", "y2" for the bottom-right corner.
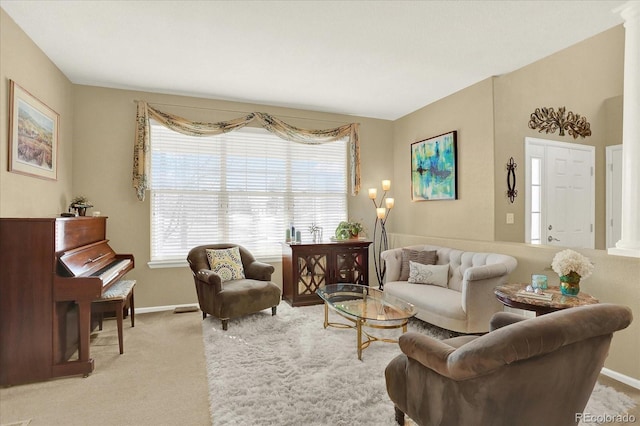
[
  {"x1": 334, "y1": 221, "x2": 364, "y2": 240},
  {"x1": 70, "y1": 195, "x2": 93, "y2": 216}
]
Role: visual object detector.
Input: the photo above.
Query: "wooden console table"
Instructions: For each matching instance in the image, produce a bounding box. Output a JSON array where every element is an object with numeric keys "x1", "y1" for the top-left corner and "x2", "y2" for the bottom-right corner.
[{"x1": 282, "y1": 240, "x2": 371, "y2": 307}]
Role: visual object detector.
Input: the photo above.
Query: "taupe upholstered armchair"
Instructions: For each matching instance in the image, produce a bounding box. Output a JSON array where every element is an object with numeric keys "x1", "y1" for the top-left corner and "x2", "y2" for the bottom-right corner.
[
  {"x1": 385, "y1": 303, "x2": 633, "y2": 426},
  {"x1": 187, "y1": 244, "x2": 281, "y2": 330}
]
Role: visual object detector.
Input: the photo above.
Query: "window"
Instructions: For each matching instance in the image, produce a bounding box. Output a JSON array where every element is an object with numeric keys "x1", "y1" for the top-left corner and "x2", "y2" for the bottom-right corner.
[
  {"x1": 530, "y1": 157, "x2": 542, "y2": 245},
  {"x1": 149, "y1": 122, "x2": 348, "y2": 263},
  {"x1": 525, "y1": 139, "x2": 546, "y2": 245}
]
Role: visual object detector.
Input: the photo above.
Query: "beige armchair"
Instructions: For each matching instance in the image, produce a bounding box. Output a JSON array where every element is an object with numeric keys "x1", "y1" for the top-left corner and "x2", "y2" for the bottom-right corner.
[
  {"x1": 385, "y1": 303, "x2": 633, "y2": 426},
  {"x1": 187, "y1": 244, "x2": 281, "y2": 330}
]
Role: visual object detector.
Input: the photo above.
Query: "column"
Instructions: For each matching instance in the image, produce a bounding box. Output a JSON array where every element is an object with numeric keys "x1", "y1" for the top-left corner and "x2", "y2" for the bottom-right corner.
[{"x1": 610, "y1": 1, "x2": 640, "y2": 258}]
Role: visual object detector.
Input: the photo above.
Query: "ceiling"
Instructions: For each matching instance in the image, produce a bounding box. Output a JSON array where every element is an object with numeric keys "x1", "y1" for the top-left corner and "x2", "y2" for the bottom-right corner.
[{"x1": 1, "y1": 0, "x2": 627, "y2": 120}]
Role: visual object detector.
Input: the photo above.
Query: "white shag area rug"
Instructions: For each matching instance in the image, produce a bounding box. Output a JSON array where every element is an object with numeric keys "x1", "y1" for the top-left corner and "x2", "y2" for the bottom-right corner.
[{"x1": 202, "y1": 302, "x2": 635, "y2": 426}]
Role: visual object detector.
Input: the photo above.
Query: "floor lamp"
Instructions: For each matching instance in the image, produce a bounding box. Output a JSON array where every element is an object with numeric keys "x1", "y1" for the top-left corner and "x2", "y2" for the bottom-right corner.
[{"x1": 369, "y1": 180, "x2": 394, "y2": 289}]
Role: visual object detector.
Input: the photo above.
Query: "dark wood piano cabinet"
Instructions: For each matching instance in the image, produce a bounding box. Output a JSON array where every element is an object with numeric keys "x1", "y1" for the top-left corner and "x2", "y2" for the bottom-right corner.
[{"x1": 0, "y1": 217, "x2": 134, "y2": 386}]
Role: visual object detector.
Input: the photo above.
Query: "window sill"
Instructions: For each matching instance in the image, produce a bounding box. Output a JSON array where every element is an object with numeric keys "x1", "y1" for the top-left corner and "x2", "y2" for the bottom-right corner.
[
  {"x1": 148, "y1": 257, "x2": 282, "y2": 269},
  {"x1": 148, "y1": 259, "x2": 189, "y2": 269}
]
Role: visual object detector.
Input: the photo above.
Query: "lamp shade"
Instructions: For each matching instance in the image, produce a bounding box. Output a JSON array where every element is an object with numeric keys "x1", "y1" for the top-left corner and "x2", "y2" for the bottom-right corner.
[{"x1": 385, "y1": 198, "x2": 395, "y2": 209}]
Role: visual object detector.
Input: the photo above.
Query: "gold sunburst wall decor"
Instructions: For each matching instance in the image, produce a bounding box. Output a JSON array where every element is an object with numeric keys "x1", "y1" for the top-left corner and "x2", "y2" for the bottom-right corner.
[{"x1": 528, "y1": 106, "x2": 592, "y2": 139}]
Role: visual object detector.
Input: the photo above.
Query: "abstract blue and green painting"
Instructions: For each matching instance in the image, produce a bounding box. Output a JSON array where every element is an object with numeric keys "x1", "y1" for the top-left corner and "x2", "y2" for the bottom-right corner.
[{"x1": 411, "y1": 131, "x2": 457, "y2": 200}]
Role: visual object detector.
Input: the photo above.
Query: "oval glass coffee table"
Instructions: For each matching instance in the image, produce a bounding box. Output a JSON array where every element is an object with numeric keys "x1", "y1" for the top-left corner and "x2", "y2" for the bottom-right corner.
[{"x1": 317, "y1": 284, "x2": 416, "y2": 360}]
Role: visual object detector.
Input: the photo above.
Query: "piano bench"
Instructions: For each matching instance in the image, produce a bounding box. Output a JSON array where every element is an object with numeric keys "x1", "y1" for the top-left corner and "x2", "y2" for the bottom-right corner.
[{"x1": 93, "y1": 279, "x2": 136, "y2": 355}]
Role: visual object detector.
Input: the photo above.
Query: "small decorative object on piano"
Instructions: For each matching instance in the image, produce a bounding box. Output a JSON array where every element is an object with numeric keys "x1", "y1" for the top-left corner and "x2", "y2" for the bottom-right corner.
[{"x1": 69, "y1": 195, "x2": 93, "y2": 216}]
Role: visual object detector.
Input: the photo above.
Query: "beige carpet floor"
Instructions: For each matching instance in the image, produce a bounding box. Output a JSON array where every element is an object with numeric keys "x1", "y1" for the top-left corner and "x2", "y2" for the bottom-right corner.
[
  {"x1": 597, "y1": 376, "x2": 640, "y2": 426},
  {"x1": 0, "y1": 310, "x2": 211, "y2": 426},
  {"x1": 1, "y1": 307, "x2": 638, "y2": 426}
]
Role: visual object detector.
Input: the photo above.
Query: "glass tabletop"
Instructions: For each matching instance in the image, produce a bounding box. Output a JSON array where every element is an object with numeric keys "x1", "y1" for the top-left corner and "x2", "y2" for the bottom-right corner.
[{"x1": 317, "y1": 284, "x2": 416, "y2": 322}]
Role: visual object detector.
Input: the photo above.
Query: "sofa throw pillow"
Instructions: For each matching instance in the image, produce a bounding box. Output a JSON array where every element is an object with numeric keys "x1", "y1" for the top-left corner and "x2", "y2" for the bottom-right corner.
[
  {"x1": 399, "y1": 249, "x2": 437, "y2": 281},
  {"x1": 408, "y1": 261, "x2": 449, "y2": 287},
  {"x1": 205, "y1": 247, "x2": 246, "y2": 282}
]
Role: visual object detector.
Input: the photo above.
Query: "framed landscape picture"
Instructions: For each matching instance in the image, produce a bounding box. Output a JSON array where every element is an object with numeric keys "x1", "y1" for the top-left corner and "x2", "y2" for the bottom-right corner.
[
  {"x1": 411, "y1": 131, "x2": 457, "y2": 201},
  {"x1": 8, "y1": 80, "x2": 59, "y2": 180}
]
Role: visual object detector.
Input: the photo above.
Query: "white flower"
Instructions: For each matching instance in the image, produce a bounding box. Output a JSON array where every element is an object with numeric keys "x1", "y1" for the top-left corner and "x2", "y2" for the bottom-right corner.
[{"x1": 551, "y1": 249, "x2": 594, "y2": 279}]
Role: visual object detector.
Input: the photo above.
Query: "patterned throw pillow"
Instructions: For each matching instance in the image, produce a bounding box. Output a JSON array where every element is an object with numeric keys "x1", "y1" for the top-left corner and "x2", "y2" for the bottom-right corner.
[
  {"x1": 408, "y1": 261, "x2": 449, "y2": 287},
  {"x1": 399, "y1": 249, "x2": 437, "y2": 281},
  {"x1": 205, "y1": 247, "x2": 246, "y2": 282}
]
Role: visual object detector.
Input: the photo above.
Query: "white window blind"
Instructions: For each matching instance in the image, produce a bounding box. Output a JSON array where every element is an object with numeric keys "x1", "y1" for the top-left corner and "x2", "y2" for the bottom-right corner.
[{"x1": 150, "y1": 122, "x2": 348, "y2": 261}]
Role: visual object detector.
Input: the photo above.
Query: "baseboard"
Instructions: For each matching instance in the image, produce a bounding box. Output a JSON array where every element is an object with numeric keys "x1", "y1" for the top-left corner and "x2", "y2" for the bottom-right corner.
[
  {"x1": 137, "y1": 303, "x2": 200, "y2": 314},
  {"x1": 601, "y1": 367, "x2": 640, "y2": 390}
]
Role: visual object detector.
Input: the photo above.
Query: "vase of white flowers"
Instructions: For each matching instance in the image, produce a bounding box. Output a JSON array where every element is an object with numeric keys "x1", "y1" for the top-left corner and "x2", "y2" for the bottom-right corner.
[{"x1": 551, "y1": 249, "x2": 594, "y2": 296}]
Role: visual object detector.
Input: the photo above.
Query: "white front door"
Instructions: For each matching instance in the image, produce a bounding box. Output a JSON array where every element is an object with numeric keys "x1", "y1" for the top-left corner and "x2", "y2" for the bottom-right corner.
[
  {"x1": 546, "y1": 145, "x2": 594, "y2": 248},
  {"x1": 525, "y1": 138, "x2": 595, "y2": 249}
]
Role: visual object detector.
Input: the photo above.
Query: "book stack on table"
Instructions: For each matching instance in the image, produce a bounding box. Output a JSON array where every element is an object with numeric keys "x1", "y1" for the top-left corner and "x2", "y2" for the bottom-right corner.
[{"x1": 517, "y1": 289, "x2": 553, "y2": 301}]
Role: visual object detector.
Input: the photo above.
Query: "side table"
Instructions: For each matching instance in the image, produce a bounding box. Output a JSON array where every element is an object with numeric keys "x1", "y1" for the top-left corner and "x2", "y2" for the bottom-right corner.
[
  {"x1": 281, "y1": 240, "x2": 372, "y2": 307},
  {"x1": 494, "y1": 283, "x2": 599, "y2": 316}
]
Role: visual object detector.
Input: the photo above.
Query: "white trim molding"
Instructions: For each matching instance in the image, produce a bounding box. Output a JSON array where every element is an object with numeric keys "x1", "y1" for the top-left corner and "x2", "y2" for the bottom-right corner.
[
  {"x1": 610, "y1": 0, "x2": 640, "y2": 258},
  {"x1": 136, "y1": 303, "x2": 199, "y2": 314},
  {"x1": 601, "y1": 367, "x2": 640, "y2": 390}
]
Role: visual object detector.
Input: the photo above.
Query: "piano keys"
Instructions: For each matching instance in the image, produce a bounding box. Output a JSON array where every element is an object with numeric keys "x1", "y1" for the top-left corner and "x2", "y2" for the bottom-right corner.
[
  {"x1": 57, "y1": 237, "x2": 134, "y2": 290},
  {"x1": 91, "y1": 259, "x2": 133, "y2": 283},
  {"x1": 0, "y1": 216, "x2": 134, "y2": 386}
]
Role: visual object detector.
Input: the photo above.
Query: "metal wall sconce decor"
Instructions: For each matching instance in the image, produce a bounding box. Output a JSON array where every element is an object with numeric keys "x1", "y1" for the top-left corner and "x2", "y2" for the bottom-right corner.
[
  {"x1": 528, "y1": 106, "x2": 592, "y2": 139},
  {"x1": 506, "y1": 157, "x2": 517, "y2": 203}
]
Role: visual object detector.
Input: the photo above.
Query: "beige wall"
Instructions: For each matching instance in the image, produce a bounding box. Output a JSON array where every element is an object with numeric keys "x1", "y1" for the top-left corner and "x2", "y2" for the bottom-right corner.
[
  {"x1": 391, "y1": 78, "x2": 496, "y2": 241},
  {"x1": 493, "y1": 26, "x2": 625, "y2": 248},
  {"x1": 72, "y1": 85, "x2": 393, "y2": 308},
  {"x1": 389, "y1": 25, "x2": 638, "y2": 380},
  {"x1": 0, "y1": 9, "x2": 74, "y2": 216},
  {"x1": 2, "y1": 7, "x2": 638, "y2": 380},
  {"x1": 1, "y1": 6, "x2": 393, "y2": 309}
]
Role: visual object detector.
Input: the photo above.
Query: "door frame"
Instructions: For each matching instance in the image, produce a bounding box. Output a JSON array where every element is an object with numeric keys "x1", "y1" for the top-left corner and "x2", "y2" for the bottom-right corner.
[
  {"x1": 606, "y1": 144, "x2": 623, "y2": 249},
  {"x1": 524, "y1": 137, "x2": 595, "y2": 248}
]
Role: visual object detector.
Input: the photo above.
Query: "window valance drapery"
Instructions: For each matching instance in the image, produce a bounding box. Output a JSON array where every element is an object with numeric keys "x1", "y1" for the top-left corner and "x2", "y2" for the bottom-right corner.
[{"x1": 133, "y1": 101, "x2": 361, "y2": 201}]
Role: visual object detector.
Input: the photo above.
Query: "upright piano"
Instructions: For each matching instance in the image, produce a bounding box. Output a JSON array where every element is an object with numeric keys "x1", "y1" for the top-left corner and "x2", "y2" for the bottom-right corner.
[{"x1": 0, "y1": 216, "x2": 134, "y2": 386}]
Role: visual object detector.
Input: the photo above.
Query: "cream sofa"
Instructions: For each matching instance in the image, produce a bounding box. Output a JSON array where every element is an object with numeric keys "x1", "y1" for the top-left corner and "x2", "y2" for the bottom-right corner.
[{"x1": 381, "y1": 245, "x2": 517, "y2": 333}]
